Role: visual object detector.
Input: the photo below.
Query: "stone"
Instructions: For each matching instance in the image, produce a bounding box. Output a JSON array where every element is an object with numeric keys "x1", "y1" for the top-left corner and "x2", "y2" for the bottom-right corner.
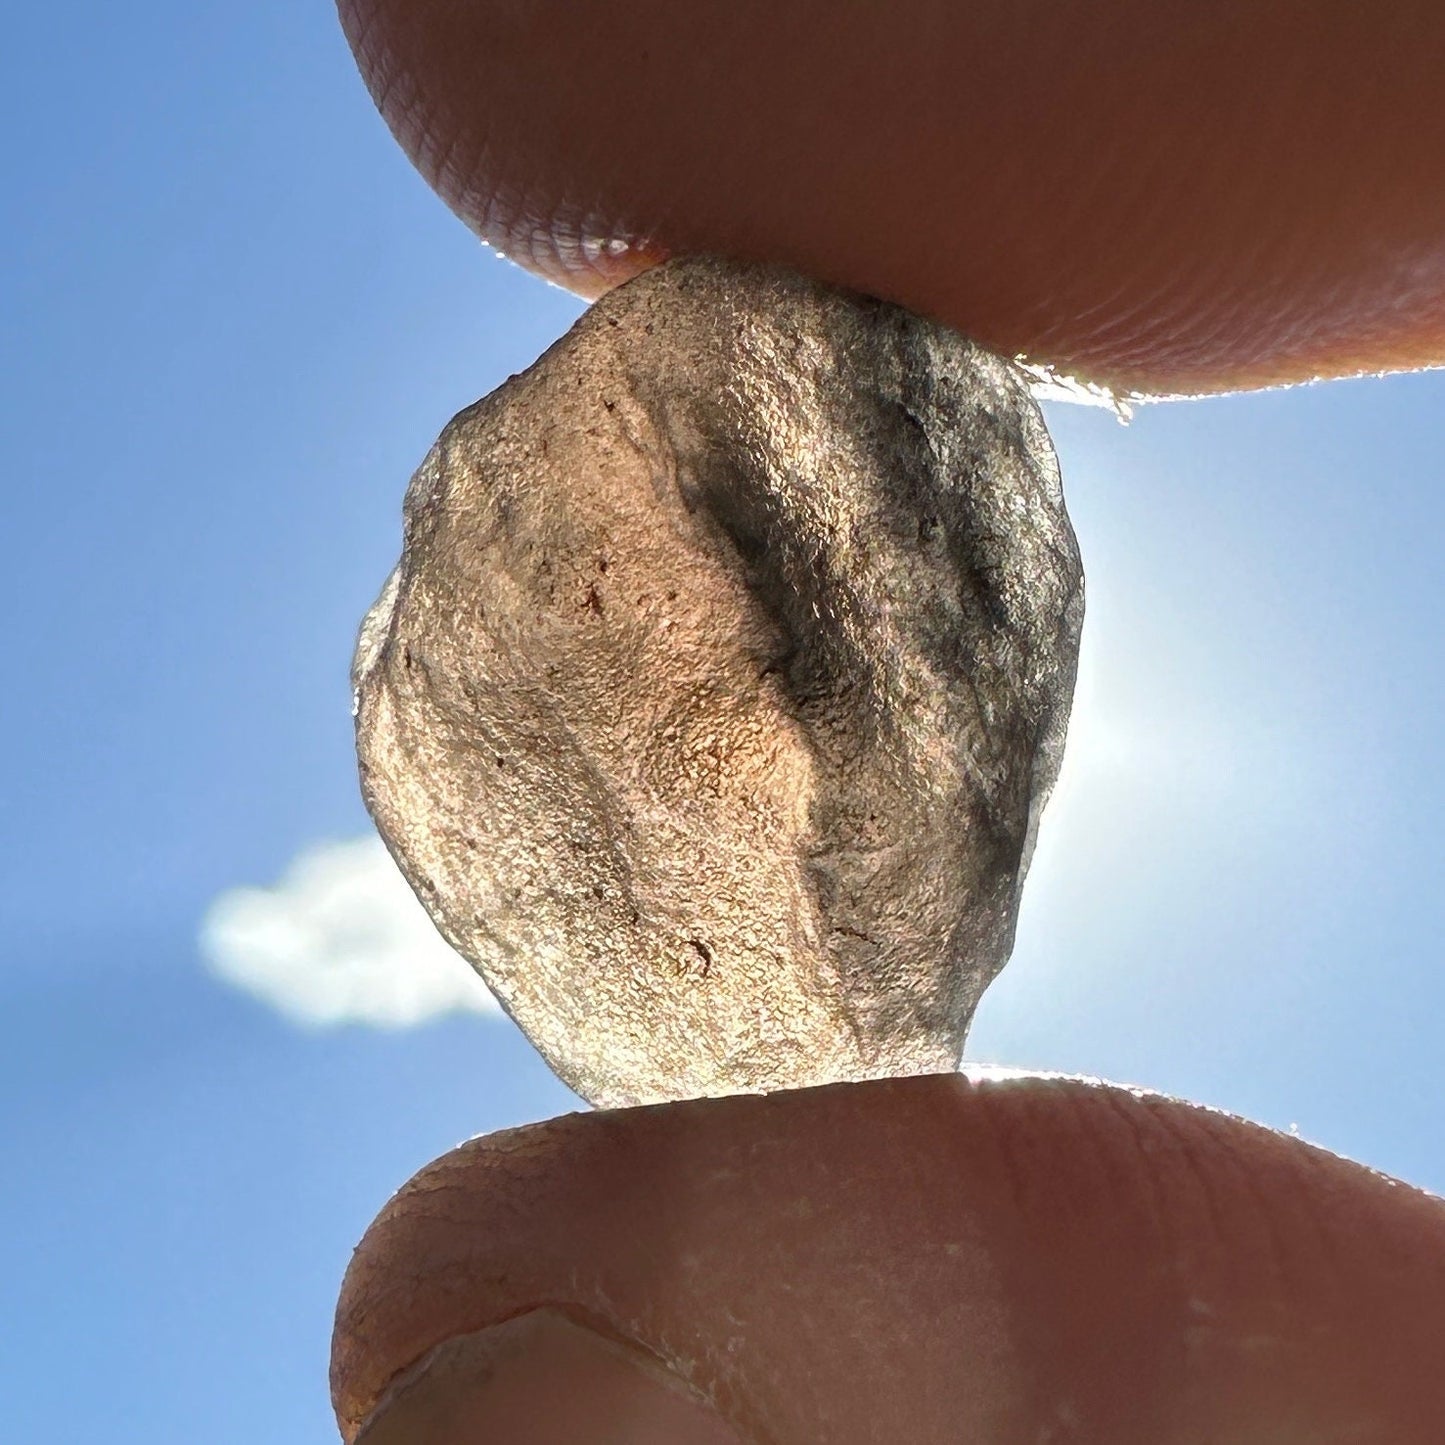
[{"x1": 353, "y1": 257, "x2": 1083, "y2": 1107}]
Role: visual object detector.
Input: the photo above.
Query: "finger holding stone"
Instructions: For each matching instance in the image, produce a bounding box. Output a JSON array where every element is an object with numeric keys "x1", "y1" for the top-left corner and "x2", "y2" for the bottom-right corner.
[
  {"x1": 332, "y1": 1074, "x2": 1445, "y2": 1444},
  {"x1": 339, "y1": 0, "x2": 1445, "y2": 396}
]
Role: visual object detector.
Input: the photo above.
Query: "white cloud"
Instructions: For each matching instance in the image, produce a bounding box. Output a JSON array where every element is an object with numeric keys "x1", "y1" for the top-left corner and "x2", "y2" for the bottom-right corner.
[{"x1": 200, "y1": 836, "x2": 500, "y2": 1028}]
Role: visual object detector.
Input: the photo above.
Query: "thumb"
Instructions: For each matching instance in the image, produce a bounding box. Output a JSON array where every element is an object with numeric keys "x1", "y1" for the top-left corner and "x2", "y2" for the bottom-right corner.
[{"x1": 332, "y1": 1073, "x2": 1445, "y2": 1443}]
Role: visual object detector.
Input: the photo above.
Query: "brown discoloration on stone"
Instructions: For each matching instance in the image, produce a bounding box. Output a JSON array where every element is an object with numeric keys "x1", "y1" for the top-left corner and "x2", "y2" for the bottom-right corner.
[{"x1": 353, "y1": 257, "x2": 1082, "y2": 1106}]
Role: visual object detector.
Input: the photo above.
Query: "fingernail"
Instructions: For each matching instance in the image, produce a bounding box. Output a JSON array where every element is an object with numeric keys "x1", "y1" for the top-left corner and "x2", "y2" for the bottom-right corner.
[{"x1": 354, "y1": 1308, "x2": 746, "y2": 1444}]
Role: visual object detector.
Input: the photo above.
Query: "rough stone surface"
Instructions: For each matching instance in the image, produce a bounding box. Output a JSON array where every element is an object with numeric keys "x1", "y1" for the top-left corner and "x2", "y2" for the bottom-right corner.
[{"x1": 353, "y1": 257, "x2": 1084, "y2": 1107}]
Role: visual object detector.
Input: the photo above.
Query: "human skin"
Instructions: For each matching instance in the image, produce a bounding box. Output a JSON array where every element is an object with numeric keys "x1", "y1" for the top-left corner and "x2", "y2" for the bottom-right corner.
[
  {"x1": 338, "y1": 0, "x2": 1445, "y2": 397},
  {"x1": 334, "y1": 1076, "x2": 1445, "y2": 1443},
  {"x1": 329, "y1": 3, "x2": 1445, "y2": 1438}
]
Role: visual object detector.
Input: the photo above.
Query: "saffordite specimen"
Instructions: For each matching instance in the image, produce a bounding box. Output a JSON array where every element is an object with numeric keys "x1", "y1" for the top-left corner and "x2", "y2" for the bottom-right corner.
[{"x1": 353, "y1": 258, "x2": 1083, "y2": 1107}]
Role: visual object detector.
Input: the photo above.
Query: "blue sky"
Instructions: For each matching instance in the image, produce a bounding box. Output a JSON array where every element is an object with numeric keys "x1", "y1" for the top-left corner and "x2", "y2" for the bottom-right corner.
[{"x1": 4, "y1": 3, "x2": 1444, "y2": 1441}]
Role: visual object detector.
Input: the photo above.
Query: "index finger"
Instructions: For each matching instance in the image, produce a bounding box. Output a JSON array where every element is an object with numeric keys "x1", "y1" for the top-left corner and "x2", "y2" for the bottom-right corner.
[{"x1": 339, "y1": 0, "x2": 1445, "y2": 396}]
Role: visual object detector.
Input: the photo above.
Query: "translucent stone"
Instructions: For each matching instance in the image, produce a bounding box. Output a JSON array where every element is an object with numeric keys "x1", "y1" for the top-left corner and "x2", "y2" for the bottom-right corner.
[{"x1": 353, "y1": 258, "x2": 1083, "y2": 1107}]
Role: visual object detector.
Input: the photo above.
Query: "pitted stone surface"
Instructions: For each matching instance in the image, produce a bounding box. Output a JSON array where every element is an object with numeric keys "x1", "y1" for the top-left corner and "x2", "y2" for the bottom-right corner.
[{"x1": 353, "y1": 257, "x2": 1083, "y2": 1106}]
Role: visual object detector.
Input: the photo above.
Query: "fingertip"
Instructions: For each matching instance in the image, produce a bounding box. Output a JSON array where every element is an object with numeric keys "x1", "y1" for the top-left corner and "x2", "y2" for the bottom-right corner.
[
  {"x1": 333, "y1": 1076, "x2": 1445, "y2": 1442},
  {"x1": 340, "y1": 0, "x2": 1445, "y2": 395}
]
